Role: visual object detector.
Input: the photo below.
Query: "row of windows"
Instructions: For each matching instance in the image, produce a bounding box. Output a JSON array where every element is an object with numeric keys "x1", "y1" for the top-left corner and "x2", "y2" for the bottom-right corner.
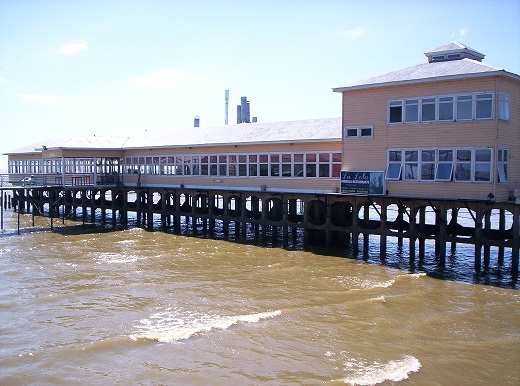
[
  {"x1": 388, "y1": 91, "x2": 510, "y2": 124},
  {"x1": 386, "y1": 147, "x2": 509, "y2": 183},
  {"x1": 124, "y1": 152, "x2": 343, "y2": 178},
  {"x1": 8, "y1": 158, "x2": 121, "y2": 174}
]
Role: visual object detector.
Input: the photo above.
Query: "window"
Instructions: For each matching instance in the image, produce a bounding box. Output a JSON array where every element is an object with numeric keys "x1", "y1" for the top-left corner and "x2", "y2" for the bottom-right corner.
[
  {"x1": 281, "y1": 154, "x2": 292, "y2": 177},
  {"x1": 455, "y1": 150, "x2": 472, "y2": 181},
  {"x1": 421, "y1": 150, "x2": 435, "y2": 180},
  {"x1": 306, "y1": 153, "x2": 316, "y2": 177},
  {"x1": 389, "y1": 92, "x2": 494, "y2": 124},
  {"x1": 476, "y1": 93, "x2": 493, "y2": 119},
  {"x1": 439, "y1": 96, "x2": 454, "y2": 121},
  {"x1": 421, "y1": 98, "x2": 436, "y2": 121},
  {"x1": 249, "y1": 155, "x2": 258, "y2": 176},
  {"x1": 270, "y1": 154, "x2": 280, "y2": 177},
  {"x1": 456, "y1": 95, "x2": 472, "y2": 120},
  {"x1": 474, "y1": 149, "x2": 492, "y2": 182},
  {"x1": 389, "y1": 100, "x2": 403, "y2": 123},
  {"x1": 386, "y1": 151, "x2": 402, "y2": 180},
  {"x1": 238, "y1": 155, "x2": 247, "y2": 176},
  {"x1": 436, "y1": 150, "x2": 453, "y2": 181},
  {"x1": 294, "y1": 154, "x2": 304, "y2": 177},
  {"x1": 404, "y1": 150, "x2": 418, "y2": 180},
  {"x1": 499, "y1": 92, "x2": 510, "y2": 121},
  {"x1": 319, "y1": 153, "x2": 330, "y2": 177},
  {"x1": 344, "y1": 126, "x2": 373, "y2": 138},
  {"x1": 497, "y1": 148, "x2": 509, "y2": 183},
  {"x1": 332, "y1": 153, "x2": 342, "y2": 178},
  {"x1": 404, "y1": 99, "x2": 419, "y2": 123},
  {"x1": 259, "y1": 154, "x2": 269, "y2": 176},
  {"x1": 387, "y1": 148, "x2": 492, "y2": 183}
]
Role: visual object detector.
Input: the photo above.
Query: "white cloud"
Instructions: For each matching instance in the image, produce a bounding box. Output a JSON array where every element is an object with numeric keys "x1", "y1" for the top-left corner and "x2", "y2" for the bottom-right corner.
[
  {"x1": 58, "y1": 41, "x2": 89, "y2": 56},
  {"x1": 130, "y1": 69, "x2": 204, "y2": 89},
  {"x1": 339, "y1": 27, "x2": 369, "y2": 40},
  {"x1": 20, "y1": 94, "x2": 88, "y2": 109},
  {"x1": 450, "y1": 28, "x2": 469, "y2": 40},
  {"x1": 0, "y1": 75, "x2": 7, "y2": 84}
]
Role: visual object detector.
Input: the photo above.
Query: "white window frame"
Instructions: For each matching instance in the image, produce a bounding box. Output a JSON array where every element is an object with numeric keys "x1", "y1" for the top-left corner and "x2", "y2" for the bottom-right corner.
[
  {"x1": 344, "y1": 125, "x2": 374, "y2": 139},
  {"x1": 497, "y1": 147, "x2": 509, "y2": 183},
  {"x1": 498, "y1": 92, "x2": 510, "y2": 121},
  {"x1": 388, "y1": 92, "x2": 495, "y2": 125}
]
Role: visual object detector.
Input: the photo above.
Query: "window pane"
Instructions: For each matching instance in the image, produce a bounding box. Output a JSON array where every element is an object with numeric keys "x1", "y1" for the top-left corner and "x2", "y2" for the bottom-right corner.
[
  {"x1": 475, "y1": 149, "x2": 491, "y2": 162},
  {"x1": 260, "y1": 164, "x2": 268, "y2": 176},
  {"x1": 421, "y1": 150, "x2": 435, "y2": 162},
  {"x1": 270, "y1": 154, "x2": 279, "y2": 163},
  {"x1": 319, "y1": 164, "x2": 329, "y2": 177},
  {"x1": 386, "y1": 163, "x2": 402, "y2": 180},
  {"x1": 306, "y1": 153, "x2": 316, "y2": 162},
  {"x1": 421, "y1": 163, "x2": 435, "y2": 180},
  {"x1": 455, "y1": 163, "x2": 471, "y2": 181},
  {"x1": 405, "y1": 100, "x2": 419, "y2": 122},
  {"x1": 457, "y1": 150, "x2": 471, "y2": 162},
  {"x1": 389, "y1": 103, "x2": 403, "y2": 123},
  {"x1": 249, "y1": 164, "x2": 257, "y2": 176},
  {"x1": 476, "y1": 94, "x2": 492, "y2": 119},
  {"x1": 282, "y1": 154, "x2": 291, "y2": 163},
  {"x1": 405, "y1": 150, "x2": 418, "y2": 162},
  {"x1": 404, "y1": 163, "x2": 418, "y2": 180},
  {"x1": 421, "y1": 98, "x2": 436, "y2": 121},
  {"x1": 282, "y1": 164, "x2": 291, "y2": 177},
  {"x1": 332, "y1": 164, "x2": 341, "y2": 178},
  {"x1": 294, "y1": 164, "x2": 304, "y2": 177},
  {"x1": 319, "y1": 153, "x2": 329, "y2": 162},
  {"x1": 438, "y1": 150, "x2": 453, "y2": 162},
  {"x1": 457, "y1": 95, "x2": 472, "y2": 120},
  {"x1": 439, "y1": 97, "x2": 453, "y2": 120},
  {"x1": 474, "y1": 163, "x2": 491, "y2": 181},
  {"x1": 306, "y1": 164, "x2": 316, "y2": 177},
  {"x1": 249, "y1": 155, "x2": 257, "y2": 163},
  {"x1": 360, "y1": 127, "x2": 372, "y2": 137},
  {"x1": 294, "y1": 154, "x2": 303, "y2": 162},
  {"x1": 346, "y1": 128, "x2": 358, "y2": 137},
  {"x1": 389, "y1": 151, "x2": 402, "y2": 162},
  {"x1": 332, "y1": 153, "x2": 342, "y2": 162},
  {"x1": 436, "y1": 163, "x2": 453, "y2": 181}
]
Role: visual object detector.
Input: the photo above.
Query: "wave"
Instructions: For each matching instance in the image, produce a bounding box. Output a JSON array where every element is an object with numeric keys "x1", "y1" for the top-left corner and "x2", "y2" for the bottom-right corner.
[
  {"x1": 337, "y1": 355, "x2": 421, "y2": 385},
  {"x1": 130, "y1": 309, "x2": 281, "y2": 343}
]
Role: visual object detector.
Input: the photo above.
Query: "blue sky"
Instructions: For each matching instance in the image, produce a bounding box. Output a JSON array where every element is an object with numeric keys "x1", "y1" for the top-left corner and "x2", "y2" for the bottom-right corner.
[{"x1": 1, "y1": 0, "x2": 519, "y2": 169}]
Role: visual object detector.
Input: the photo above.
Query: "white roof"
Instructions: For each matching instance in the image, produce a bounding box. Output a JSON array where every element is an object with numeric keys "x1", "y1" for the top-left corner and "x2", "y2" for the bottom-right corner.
[
  {"x1": 123, "y1": 117, "x2": 342, "y2": 149},
  {"x1": 333, "y1": 59, "x2": 518, "y2": 92},
  {"x1": 4, "y1": 118, "x2": 341, "y2": 155}
]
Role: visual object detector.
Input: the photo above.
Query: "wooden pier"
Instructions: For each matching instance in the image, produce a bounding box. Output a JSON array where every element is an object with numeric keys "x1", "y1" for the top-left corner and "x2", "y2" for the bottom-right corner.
[{"x1": 4, "y1": 185, "x2": 520, "y2": 275}]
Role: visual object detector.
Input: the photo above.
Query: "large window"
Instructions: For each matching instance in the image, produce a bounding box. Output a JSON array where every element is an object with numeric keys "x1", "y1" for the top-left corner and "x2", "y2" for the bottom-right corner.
[
  {"x1": 388, "y1": 92, "x2": 494, "y2": 124},
  {"x1": 386, "y1": 148, "x2": 492, "y2": 183}
]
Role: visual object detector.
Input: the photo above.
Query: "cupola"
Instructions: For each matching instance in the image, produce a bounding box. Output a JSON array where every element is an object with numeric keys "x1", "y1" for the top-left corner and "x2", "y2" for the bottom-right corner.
[{"x1": 424, "y1": 42, "x2": 485, "y2": 63}]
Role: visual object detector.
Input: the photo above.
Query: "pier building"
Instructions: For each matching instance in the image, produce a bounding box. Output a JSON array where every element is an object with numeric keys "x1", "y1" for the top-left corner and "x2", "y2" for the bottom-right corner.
[{"x1": 2, "y1": 42, "x2": 519, "y2": 276}]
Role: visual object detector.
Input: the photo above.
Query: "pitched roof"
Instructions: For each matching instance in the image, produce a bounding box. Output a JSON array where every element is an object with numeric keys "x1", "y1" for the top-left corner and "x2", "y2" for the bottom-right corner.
[
  {"x1": 333, "y1": 42, "x2": 519, "y2": 92},
  {"x1": 424, "y1": 41, "x2": 484, "y2": 60},
  {"x1": 123, "y1": 117, "x2": 341, "y2": 149},
  {"x1": 3, "y1": 118, "x2": 341, "y2": 155}
]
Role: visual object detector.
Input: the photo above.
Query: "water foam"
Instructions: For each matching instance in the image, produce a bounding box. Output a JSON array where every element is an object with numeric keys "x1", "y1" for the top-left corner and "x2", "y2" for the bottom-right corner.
[
  {"x1": 339, "y1": 355, "x2": 421, "y2": 385},
  {"x1": 130, "y1": 309, "x2": 281, "y2": 343}
]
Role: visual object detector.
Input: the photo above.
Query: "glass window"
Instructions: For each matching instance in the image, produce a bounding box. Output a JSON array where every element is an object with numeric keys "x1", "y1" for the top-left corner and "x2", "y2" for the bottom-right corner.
[
  {"x1": 386, "y1": 150, "x2": 402, "y2": 180},
  {"x1": 282, "y1": 154, "x2": 291, "y2": 177},
  {"x1": 228, "y1": 155, "x2": 237, "y2": 176},
  {"x1": 439, "y1": 97, "x2": 454, "y2": 121},
  {"x1": 346, "y1": 128, "x2": 358, "y2": 137},
  {"x1": 249, "y1": 155, "x2": 257, "y2": 176},
  {"x1": 476, "y1": 93, "x2": 493, "y2": 119},
  {"x1": 436, "y1": 150, "x2": 453, "y2": 181},
  {"x1": 474, "y1": 148, "x2": 492, "y2": 182},
  {"x1": 499, "y1": 92, "x2": 510, "y2": 121},
  {"x1": 389, "y1": 100, "x2": 403, "y2": 123},
  {"x1": 456, "y1": 95, "x2": 473, "y2": 120},
  {"x1": 421, "y1": 98, "x2": 436, "y2": 121},
  {"x1": 238, "y1": 155, "x2": 247, "y2": 176},
  {"x1": 404, "y1": 150, "x2": 418, "y2": 180},
  {"x1": 455, "y1": 150, "x2": 472, "y2": 181},
  {"x1": 259, "y1": 154, "x2": 268, "y2": 176},
  {"x1": 497, "y1": 148, "x2": 508, "y2": 183},
  {"x1": 294, "y1": 154, "x2": 304, "y2": 177},
  {"x1": 421, "y1": 150, "x2": 435, "y2": 180},
  {"x1": 405, "y1": 99, "x2": 419, "y2": 122}
]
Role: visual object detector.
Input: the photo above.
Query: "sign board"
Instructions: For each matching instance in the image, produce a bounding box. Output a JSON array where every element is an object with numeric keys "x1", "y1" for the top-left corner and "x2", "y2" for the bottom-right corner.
[{"x1": 340, "y1": 171, "x2": 385, "y2": 195}]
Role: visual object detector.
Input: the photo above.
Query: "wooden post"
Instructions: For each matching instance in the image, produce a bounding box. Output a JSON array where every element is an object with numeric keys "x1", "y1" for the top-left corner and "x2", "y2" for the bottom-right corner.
[
  {"x1": 483, "y1": 210, "x2": 491, "y2": 269},
  {"x1": 419, "y1": 207, "x2": 426, "y2": 262},
  {"x1": 498, "y1": 209, "x2": 505, "y2": 265},
  {"x1": 380, "y1": 201, "x2": 387, "y2": 261}
]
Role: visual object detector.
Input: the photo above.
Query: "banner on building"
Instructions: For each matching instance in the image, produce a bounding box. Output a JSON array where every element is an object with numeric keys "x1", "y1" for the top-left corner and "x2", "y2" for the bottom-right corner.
[{"x1": 340, "y1": 171, "x2": 385, "y2": 195}]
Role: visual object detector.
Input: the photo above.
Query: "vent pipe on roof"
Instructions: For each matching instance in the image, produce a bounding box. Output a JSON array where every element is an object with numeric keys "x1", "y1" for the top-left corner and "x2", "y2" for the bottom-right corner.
[{"x1": 194, "y1": 116, "x2": 200, "y2": 127}]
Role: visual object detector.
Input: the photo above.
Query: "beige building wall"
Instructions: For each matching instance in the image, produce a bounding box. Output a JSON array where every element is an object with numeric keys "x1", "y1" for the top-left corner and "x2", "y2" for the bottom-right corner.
[{"x1": 340, "y1": 76, "x2": 519, "y2": 201}]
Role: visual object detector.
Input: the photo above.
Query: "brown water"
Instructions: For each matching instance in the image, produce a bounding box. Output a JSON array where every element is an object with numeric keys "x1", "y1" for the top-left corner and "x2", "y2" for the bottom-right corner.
[{"x1": 0, "y1": 212, "x2": 519, "y2": 385}]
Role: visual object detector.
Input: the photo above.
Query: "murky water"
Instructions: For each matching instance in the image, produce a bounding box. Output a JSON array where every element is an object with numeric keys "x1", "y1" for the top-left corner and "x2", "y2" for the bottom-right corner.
[{"x1": 1, "y1": 212, "x2": 519, "y2": 385}]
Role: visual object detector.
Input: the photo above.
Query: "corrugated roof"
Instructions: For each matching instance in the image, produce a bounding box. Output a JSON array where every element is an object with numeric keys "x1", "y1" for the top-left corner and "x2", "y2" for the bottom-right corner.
[
  {"x1": 4, "y1": 136, "x2": 130, "y2": 155},
  {"x1": 123, "y1": 117, "x2": 342, "y2": 149},
  {"x1": 332, "y1": 58, "x2": 518, "y2": 92}
]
